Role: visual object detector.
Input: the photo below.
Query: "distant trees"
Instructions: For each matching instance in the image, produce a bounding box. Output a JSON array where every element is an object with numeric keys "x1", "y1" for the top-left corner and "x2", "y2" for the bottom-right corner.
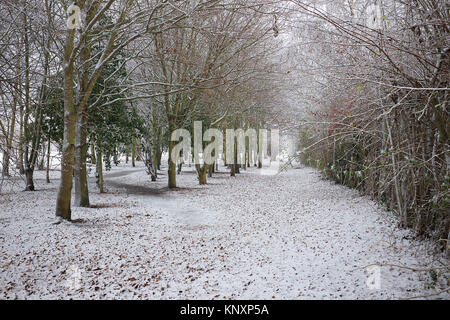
[
  {"x1": 0, "y1": 0, "x2": 287, "y2": 204},
  {"x1": 130, "y1": 0, "x2": 284, "y2": 187},
  {"x1": 0, "y1": 0, "x2": 56, "y2": 190},
  {"x1": 49, "y1": 0, "x2": 283, "y2": 220}
]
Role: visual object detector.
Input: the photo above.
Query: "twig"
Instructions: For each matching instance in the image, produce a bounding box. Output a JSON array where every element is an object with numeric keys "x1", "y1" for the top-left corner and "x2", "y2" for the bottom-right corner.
[
  {"x1": 404, "y1": 287, "x2": 450, "y2": 300},
  {"x1": 350, "y1": 263, "x2": 450, "y2": 273}
]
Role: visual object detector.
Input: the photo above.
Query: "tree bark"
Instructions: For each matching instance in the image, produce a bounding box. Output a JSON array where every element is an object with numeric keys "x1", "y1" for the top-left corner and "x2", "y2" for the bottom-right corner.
[
  {"x1": 17, "y1": 102, "x2": 25, "y2": 174},
  {"x1": 74, "y1": 112, "x2": 90, "y2": 207},
  {"x1": 46, "y1": 136, "x2": 51, "y2": 183},
  {"x1": 152, "y1": 106, "x2": 159, "y2": 178},
  {"x1": 257, "y1": 124, "x2": 263, "y2": 169},
  {"x1": 38, "y1": 142, "x2": 46, "y2": 171},
  {"x1": 131, "y1": 135, "x2": 136, "y2": 167},
  {"x1": 96, "y1": 146, "x2": 105, "y2": 193},
  {"x1": 90, "y1": 142, "x2": 96, "y2": 164},
  {"x1": 24, "y1": 168, "x2": 35, "y2": 191},
  {"x1": 208, "y1": 163, "x2": 213, "y2": 178},
  {"x1": 2, "y1": 151, "x2": 10, "y2": 177},
  {"x1": 168, "y1": 117, "x2": 177, "y2": 188},
  {"x1": 2, "y1": 78, "x2": 17, "y2": 177},
  {"x1": 196, "y1": 164, "x2": 208, "y2": 185},
  {"x1": 23, "y1": 11, "x2": 43, "y2": 192},
  {"x1": 55, "y1": 28, "x2": 76, "y2": 221},
  {"x1": 234, "y1": 137, "x2": 240, "y2": 174}
]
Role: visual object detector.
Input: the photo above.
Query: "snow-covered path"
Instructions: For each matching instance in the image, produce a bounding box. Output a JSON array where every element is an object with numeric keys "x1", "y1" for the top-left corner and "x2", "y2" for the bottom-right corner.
[
  {"x1": 105, "y1": 169, "x2": 219, "y2": 227},
  {"x1": 0, "y1": 163, "x2": 448, "y2": 299}
]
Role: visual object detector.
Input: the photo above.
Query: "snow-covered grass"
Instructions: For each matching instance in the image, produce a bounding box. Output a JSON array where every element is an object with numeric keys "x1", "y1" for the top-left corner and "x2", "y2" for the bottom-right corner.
[{"x1": 0, "y1": 161, "x2": 448, "y2": 299}]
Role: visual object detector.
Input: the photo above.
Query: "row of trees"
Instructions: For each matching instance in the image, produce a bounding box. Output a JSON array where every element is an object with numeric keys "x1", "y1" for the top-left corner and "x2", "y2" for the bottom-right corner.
[
  {"x1": 0, "y1": 1, "x2": 287, "y2": 220},
  {"x1": 3, "y1": 0, "x2": 446, "y2": 251},
  {"x1": 290, "y1": 0, "x2": 449, "y2": 248}
]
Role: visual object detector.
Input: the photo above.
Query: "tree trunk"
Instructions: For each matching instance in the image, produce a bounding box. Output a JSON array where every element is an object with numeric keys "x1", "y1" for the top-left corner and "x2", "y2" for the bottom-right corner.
[
  {"x1": 24, "y1": 167, "x2": 35, "y2": 191},
  {"x1": 231, "y1": 162, "x2": 236, "y2": 177},
  {"x1": 196, "y1": 164, "x2": 208, "y2": 185},
  {"x1": 168, "y1": 119, "x2": 177, "y2": 188},
  {"x1": 38, "y1": 142, "x2": 46, "y2": 171},
  {"x1": 156, "y1": 127, "x2": 163, "y2": 171},
  {"x1": 168, "y1": 141, "x2": 177, "y2": 188},
  {"x1": 257, "y1": 126, "x2": 263, "y2": 169},
  {"x1": 234, "y1": 138, "x2": 240, "y2": 174},
  {"x1": 22, "y1": 12, "x2": 42, "y2": 192},
  {"x1": 2, "y1": 151, "x2": 10, "y2": 177},
  {"x1": 153, "y1": 143, "x2": 159, "y2": 177},
  {"x1": 157, "y1": 146, "x2": 162, "y2": 171},
  {"x1": 113, "y1": 147, "x2": 119, "y2": 165},
  {"x1": 244, "y1": 120, "x2": 249, "y2": 170},
  {"x1": 55, "y1": 28, "x2": 76, "y2": 221},
  {"x1": 74, "y1": 112, "x2": 90, "y2": 207},
  {"x1": 46, "y1": 136, "x2": 51, "y2": 183},
  {"x1": 208, "y1": 164, "x2": 213, "y2": 178},
  {"x1": 17, "y1": 103, "x2": 25, "y2": 174},
  {"x1": 90, "y1": 142, "x2": 96, "y2": 164},
  {"x1": 144, "y1": 142, "x2": 157, "y2": 181},
  {"x1": 149, "y1": 150, "x2": 157, "y2": 181},
  {"x1": 56, "y1": 110, "x2": 76, "y2": 220},
  {"x1": 131, "y1": 135, "x2": 136, "y2": 167},
  {"x1": 96, "y1": 146, "x2": 105, "y2": 193},
  {"x1": 3, "y1": 81, "x2": 17, "y2": 177},
  {"x1": 152, "y1": 106, "x2": 159, "y2": 178}
]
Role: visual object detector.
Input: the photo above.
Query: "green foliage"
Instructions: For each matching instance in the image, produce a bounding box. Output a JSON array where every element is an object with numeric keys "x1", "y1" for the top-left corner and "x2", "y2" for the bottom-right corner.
[
  {"x1": 41, "y1": 73, "x2": 64, "y2": 147},
  {"x1": 87, "y1": 41, "x2": 145, "y2": 170},
  {"x1": 41, "y1": 20, "x2": 147, "y2": 167}
]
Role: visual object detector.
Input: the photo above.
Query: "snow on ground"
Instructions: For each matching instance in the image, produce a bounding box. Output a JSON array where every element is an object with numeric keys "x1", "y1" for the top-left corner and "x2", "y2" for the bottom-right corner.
[{"x1": 0, "y1": 161, "x2": 448, "y2": 299}]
